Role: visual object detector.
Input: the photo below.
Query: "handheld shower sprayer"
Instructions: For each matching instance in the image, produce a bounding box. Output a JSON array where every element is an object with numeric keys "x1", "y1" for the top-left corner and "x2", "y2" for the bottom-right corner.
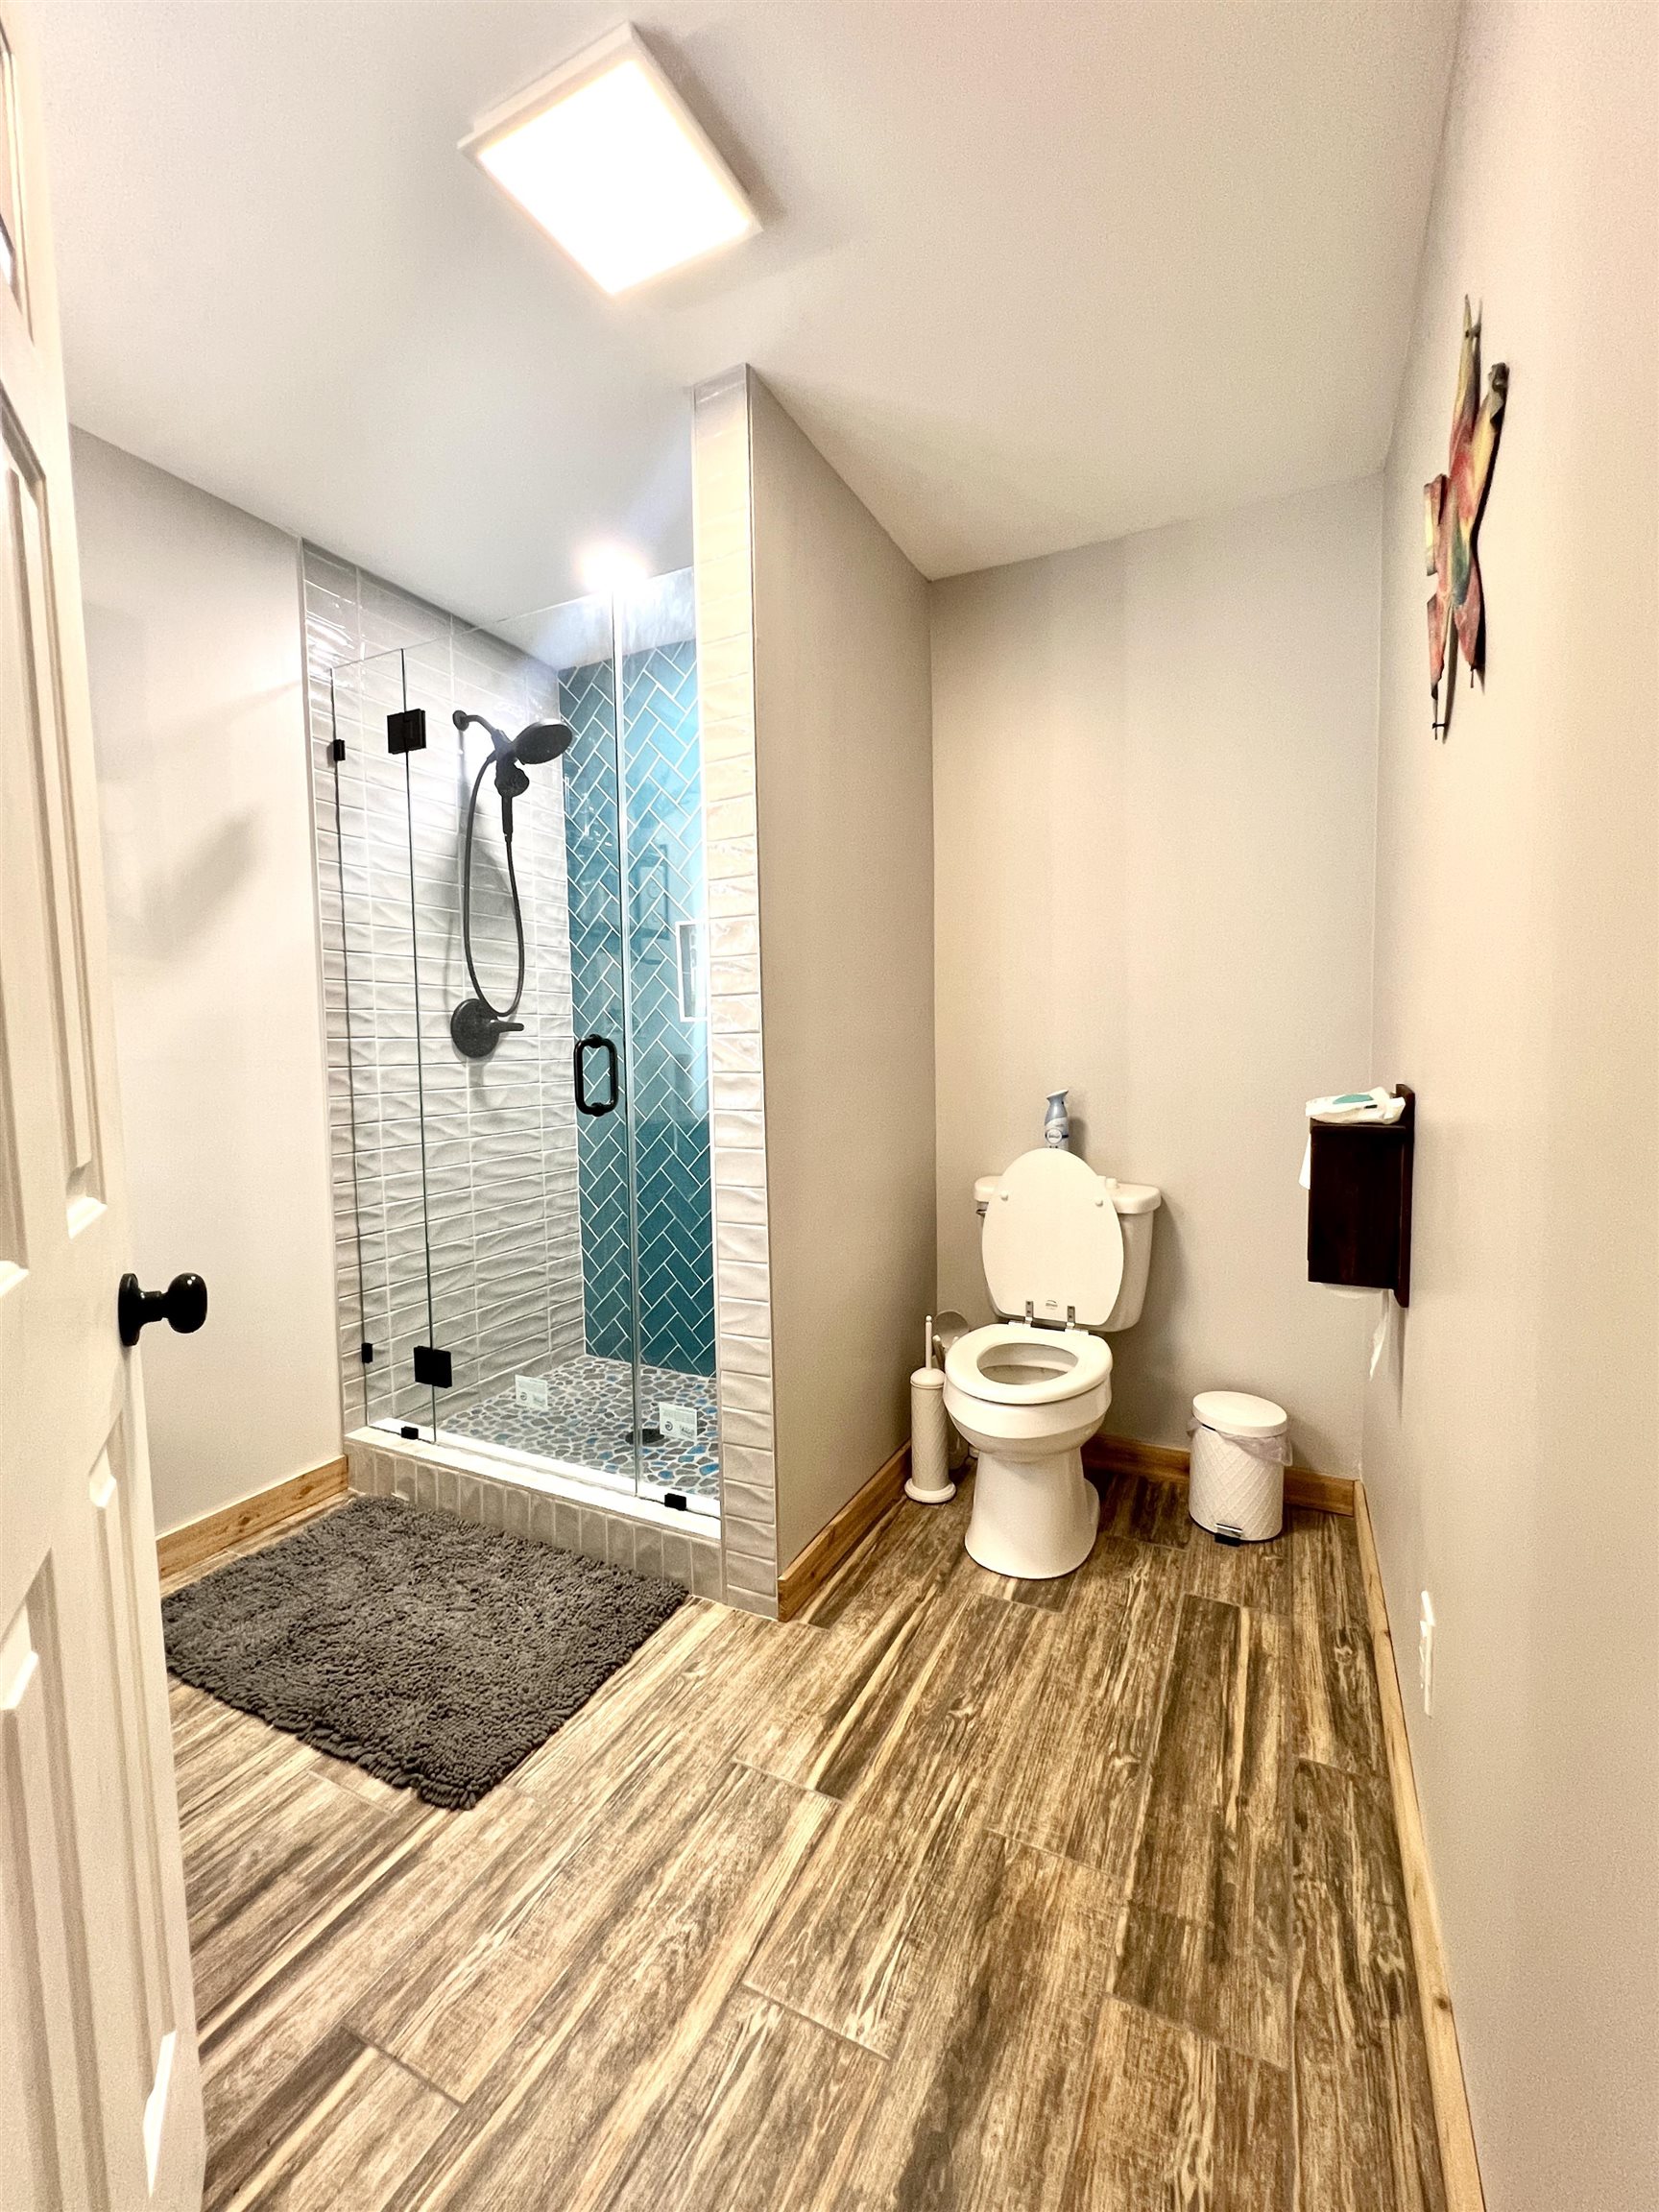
[
  {"x1": 452, "y1": 709, "x2": 571, "y2": 836},
  {"x1": 450, "y1": 708, "x2": 574, "y2": 1059}
]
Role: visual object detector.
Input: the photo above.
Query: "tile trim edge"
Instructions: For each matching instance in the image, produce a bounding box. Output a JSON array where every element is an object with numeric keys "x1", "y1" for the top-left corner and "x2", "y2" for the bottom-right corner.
[{"x1": 692, "y1": 364, "x2": 777, "y2": 1619}]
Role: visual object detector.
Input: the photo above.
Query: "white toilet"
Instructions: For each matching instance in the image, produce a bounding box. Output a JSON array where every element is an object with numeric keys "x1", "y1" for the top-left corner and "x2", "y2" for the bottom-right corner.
[{"x1": 943, "y1": 1149, "x2": 1161, "y2": 1579}]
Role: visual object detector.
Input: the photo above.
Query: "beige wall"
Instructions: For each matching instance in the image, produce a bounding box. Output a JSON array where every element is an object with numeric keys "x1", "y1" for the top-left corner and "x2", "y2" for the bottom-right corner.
[
  {"x1": 73, "y1": 431, "x2": 343, "y2": 1533},
  {"x1": 748, "y1": 378, "x2": 936, "y2": 1568},
  {"x1": 931, "y1": 479, "x2": 1382, "y2": 1474},
  {"x1": 1365, "y1": 8, "x2": 1659, "y2": 2206}
]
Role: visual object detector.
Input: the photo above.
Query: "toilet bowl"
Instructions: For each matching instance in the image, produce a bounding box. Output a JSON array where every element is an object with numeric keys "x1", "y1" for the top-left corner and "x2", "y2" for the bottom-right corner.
[
  {"x1": 943, "y1": 1147, "x2": 1160, "y2": 1579},
  {"x1": 945, "y1": 1323, "x2": 1111, "y2": 1577}
]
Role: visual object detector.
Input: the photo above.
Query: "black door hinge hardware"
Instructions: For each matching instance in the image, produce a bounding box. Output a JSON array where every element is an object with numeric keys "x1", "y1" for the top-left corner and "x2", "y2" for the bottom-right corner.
[{"x1": 413, "y1": 1344, "x2": 452, "y2": 1389}]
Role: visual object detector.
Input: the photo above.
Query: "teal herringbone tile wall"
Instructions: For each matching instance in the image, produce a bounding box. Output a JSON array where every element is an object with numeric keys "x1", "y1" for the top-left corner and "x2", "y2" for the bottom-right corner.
[{"x1": 563, "y1": 640, "x2": 714, "y2": 1377}]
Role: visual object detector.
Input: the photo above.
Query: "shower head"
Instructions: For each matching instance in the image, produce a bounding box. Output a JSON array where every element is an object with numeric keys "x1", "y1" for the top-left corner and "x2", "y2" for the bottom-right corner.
[
  {"x1": 453, "y1": 706, "x2": 576, "y2": 854},
  {"x1": 512, "y1": 721, "x2": 574, "y2": 766},
  {"x1": 451, "y1": 709, "x2": 574, "y2": 771}
]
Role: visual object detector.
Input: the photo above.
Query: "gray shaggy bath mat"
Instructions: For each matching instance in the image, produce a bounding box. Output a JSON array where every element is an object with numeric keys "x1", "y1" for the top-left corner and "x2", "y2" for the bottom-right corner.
[{"x1": 161, "y1": 1496, "x2": 688, "y2": 1808}]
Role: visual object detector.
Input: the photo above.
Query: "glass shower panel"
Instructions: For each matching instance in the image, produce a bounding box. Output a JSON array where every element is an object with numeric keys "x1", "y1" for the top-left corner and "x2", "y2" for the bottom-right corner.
[{"x1": 326, "y1": 644, "x2": 439, "y2": 1441}]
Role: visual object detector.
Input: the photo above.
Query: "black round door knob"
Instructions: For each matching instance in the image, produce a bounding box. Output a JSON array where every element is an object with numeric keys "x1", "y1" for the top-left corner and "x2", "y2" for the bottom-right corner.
[{"x1": 118, "y1": 1271, "x2": 208, "y2": 1348}]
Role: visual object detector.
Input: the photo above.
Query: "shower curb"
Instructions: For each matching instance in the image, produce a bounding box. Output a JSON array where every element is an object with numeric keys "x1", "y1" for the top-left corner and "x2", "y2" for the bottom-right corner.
[{"x1": 345, "y1": 1433, "x2": 723, "y2": 1599}]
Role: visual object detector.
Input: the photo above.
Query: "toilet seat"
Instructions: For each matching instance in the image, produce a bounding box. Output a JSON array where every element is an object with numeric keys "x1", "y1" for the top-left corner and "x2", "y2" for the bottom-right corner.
[{"x1": 946, "y1": 1321, "x2": 1112, "y2": 1407}]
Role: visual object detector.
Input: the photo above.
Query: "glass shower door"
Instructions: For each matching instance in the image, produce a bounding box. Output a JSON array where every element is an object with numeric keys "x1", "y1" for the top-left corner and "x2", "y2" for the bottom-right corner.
[
  {"x1": 407, "y1": 609, "x2": 642, "y2": 1499},
  {"x1": 554, "y1": 624, "x2": 644, "y2": 1491},
  {"x1": 613, "y1": 583, "x2": 718, "y2": 1514}
]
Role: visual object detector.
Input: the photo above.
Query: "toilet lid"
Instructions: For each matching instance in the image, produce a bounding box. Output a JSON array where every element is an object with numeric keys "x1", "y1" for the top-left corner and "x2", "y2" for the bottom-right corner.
[{"x1": 982, "y1": 1148, "x2": 1124, "y2": 1327}]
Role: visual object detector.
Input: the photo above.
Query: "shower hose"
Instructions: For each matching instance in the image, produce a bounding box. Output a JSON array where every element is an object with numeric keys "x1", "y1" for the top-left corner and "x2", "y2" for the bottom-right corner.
[{"x1": 460, "y1": 754, "x2": 527, "y2": 1023}]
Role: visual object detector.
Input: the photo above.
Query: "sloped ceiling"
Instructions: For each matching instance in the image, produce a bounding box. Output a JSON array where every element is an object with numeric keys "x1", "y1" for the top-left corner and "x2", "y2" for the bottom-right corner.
[{"x1": 36, "y1": 2, "x2": 1456, "y2": 620}]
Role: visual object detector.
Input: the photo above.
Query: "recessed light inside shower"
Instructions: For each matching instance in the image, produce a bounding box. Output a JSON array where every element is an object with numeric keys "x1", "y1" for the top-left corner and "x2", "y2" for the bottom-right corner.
[
  {"x1": 581, "y1": 545, "x2": 647, "y2": 597},
  {"x1": 462, "y1": 25, "x2": 758, "y2": 296}
]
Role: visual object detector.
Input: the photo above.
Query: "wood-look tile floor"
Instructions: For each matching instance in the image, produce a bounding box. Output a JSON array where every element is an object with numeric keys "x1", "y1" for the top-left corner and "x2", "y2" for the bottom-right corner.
[{"x1": 170, "y1": 1474, "x2": 1448, "y2": 2211}]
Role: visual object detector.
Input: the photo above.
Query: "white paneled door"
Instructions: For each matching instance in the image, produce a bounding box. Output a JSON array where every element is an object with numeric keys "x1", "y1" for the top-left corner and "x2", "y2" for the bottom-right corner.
[{"x1": 0, "y1": 7, "x2": 204, "y2": 2207}]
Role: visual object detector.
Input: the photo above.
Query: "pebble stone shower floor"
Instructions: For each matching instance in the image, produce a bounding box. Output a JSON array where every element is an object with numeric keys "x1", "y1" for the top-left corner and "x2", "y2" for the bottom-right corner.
[{"x1": 443, "y1": 1353, "x2": 721, "y2": 1503}]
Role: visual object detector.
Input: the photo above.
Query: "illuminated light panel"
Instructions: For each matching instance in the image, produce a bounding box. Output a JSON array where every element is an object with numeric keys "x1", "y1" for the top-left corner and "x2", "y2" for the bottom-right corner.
[{"x1": 463, "y1": 27, "x2": 758, "y2": 296}]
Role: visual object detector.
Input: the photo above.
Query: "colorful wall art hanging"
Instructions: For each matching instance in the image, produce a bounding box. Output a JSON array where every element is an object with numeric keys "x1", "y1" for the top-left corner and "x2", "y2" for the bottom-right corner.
[{"x1": 1425, "y1": 299, "x2": 1507, "y2": 738}]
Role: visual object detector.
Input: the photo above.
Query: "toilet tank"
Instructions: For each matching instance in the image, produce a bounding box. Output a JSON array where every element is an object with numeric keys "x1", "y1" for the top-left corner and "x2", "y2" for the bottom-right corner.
[
  {"x1": 973, "y1": 1171, "x2": 1160, "y2": 1332},
  {"x1": 1103, "y1": 1181, "x2": 1160, "y2": 1331}
]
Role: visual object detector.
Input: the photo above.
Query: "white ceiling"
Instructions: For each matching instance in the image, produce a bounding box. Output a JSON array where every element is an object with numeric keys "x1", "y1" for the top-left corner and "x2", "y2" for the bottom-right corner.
[{"x1": 36, "y1": 1, "x2": 1457, "y2": 622}]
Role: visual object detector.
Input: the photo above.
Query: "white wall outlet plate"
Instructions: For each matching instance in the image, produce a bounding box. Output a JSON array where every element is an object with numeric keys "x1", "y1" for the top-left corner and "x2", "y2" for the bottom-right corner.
[
  {"x1": 659, "y1": 1401, "x2": 698, "y2": 1444},
  {"x1": 1418, "y1": 1590, "x2": 1436, "y2": 1716},
  {"x1": 515, "y1": 1374, "x2": 551, "y2": 1411}
]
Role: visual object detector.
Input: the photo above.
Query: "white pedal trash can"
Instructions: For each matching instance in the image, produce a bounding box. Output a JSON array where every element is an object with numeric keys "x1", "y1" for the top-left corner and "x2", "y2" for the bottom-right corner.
[{"x1": 1188, "y1": 1391, "x2": 1290, "y2": 1543}]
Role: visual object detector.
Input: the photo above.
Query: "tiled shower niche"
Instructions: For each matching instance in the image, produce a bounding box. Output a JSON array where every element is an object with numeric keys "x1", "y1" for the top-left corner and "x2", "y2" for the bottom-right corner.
[{"x1": 303, "y1": 548, "x2": 723, "y2": 1537}]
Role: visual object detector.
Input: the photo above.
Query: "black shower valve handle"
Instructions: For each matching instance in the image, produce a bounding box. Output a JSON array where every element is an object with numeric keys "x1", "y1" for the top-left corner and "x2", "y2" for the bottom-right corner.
[
  {"x1": 117, "y1": 1270, "x2": 208, "y2": 1349},
  {"x1": 451, "y1": 999, "x2": 523, "y2": 1057}
]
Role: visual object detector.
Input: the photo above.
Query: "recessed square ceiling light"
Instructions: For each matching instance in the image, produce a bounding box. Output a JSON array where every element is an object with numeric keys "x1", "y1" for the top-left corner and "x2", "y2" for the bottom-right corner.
[{"x1": 461, "y1": 25, "x2": 758, "y2": 297}]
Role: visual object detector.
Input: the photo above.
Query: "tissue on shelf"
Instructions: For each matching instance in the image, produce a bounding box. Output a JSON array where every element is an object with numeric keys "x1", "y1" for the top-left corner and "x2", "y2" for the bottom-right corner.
[
  {"x1": 1307, "y1": 1086, "x2": 1407, "y2": 1125},
  {"x1": 1300, "y1": 1088, "x2": 1406, "y2": 1188}
]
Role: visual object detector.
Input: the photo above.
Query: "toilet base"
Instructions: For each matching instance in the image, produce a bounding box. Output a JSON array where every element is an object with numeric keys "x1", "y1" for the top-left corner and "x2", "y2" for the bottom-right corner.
[{"x1": 965, "y1": 1445, "x2": 1098, "y2": 1579}]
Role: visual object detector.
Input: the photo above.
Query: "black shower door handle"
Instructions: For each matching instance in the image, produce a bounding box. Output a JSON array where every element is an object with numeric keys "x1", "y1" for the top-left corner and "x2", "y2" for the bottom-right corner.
[{"x1": 574, "y1": 1034, "x2": 619, "y2": 1116}]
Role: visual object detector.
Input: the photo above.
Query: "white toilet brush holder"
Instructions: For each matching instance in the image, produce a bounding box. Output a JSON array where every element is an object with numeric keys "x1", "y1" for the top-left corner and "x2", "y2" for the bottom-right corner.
[
  {"x1": 906, "y1": 1366, "x2": 957, "y2": 1503},
  {"x1": 925, "y1": 1311, "x2": 973, "y2": 1473}
]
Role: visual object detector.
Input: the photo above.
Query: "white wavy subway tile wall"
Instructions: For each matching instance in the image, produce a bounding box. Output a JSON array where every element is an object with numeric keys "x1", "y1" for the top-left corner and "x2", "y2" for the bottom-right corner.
[{"x1": 302, "y1": 544, "x2": 585, "y2": 1433}]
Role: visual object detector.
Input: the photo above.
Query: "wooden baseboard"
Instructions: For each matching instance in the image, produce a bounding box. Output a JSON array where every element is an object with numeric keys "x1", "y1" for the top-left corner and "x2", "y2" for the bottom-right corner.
[
  {"x1": 777, "y1": 1443, "x2": 911, "y2": 1621},
  {"x1": 1084, "y1": 1434, "x2": 1190, "y2": 1484},
  {"x1": 777, "y1": 1429, "x2": 1351, "y2": 1622},
  {"x1": 1282, "y1": 1465, "x2": 1357, "y2": 1516},
  {"x1": 1355, "y1": 1481, "x2": 1485, "y2": 2210},
  {"x1": 156, "y1": 1455, "x2": 349, "y2": 1583},
  {"x1": 1084, "y1": 1432, "x2": 1356, "y2": 1516}
]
